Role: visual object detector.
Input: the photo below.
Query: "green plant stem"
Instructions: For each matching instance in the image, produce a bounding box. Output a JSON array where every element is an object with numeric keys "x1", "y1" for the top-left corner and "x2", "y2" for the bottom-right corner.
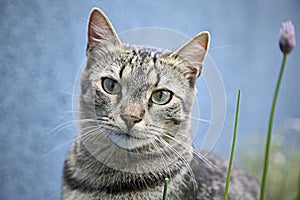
[
  {"x1": 260, "y1": 53, "x2": 287, "y2": 200},
  {"x1": 163, "y1": 178, "x2": 169, "y2": 200},
  {"x1": 296, "y1": 171, "x2": 300, "y2": 200},
  {"x1": 224, "y1": 89, "x2": 241, "y2": 200}
]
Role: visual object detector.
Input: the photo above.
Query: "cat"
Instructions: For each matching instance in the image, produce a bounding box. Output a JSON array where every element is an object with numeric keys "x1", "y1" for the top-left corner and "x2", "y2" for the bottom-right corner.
[{"x1": 62, "y1": 7, "x2": 262, "y2": 200}]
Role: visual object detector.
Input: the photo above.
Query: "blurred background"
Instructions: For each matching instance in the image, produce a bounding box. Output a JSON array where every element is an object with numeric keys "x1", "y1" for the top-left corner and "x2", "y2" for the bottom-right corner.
[{"x1": 0, "y1": 0, "x2": 299, "y2": 199}]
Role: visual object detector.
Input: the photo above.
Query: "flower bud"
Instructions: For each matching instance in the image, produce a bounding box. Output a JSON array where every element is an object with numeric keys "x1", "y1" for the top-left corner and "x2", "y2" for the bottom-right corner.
[{"x1": 279, "y1": 21, "x2": 296, "y2": 54}]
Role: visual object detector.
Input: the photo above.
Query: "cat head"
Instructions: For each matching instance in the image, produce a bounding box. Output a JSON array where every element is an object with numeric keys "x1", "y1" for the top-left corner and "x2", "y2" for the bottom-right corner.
[{"x1": 79, "y1": 8, "x2": 210, "y2": 152}]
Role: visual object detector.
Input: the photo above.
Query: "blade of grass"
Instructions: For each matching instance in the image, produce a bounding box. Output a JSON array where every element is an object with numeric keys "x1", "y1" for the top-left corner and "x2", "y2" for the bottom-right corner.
[
  {"x1": 224, "y1": 89, "x2": 241, "y2": 200},
  {"x1": 163, "y1": 178, "x2": 169, "y2": 200},
  {"x1": 260, "y1": 53, "x2": 287, "y2": 200}
]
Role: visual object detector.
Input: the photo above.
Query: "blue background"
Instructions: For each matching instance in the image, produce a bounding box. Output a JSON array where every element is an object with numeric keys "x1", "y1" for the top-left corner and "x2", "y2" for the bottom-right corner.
[{"x1": 0, "y1": 0, "x2": 299, "y2": 199}]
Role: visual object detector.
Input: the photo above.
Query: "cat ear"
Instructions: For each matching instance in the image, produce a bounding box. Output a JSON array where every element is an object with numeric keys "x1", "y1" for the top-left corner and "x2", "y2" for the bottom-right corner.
[
  {"x1": 174, "y1": 31, "x2": 210, "y2": 79},
  {"x1": 87, "y1": 8, "x2": 121, "y2": 53}
]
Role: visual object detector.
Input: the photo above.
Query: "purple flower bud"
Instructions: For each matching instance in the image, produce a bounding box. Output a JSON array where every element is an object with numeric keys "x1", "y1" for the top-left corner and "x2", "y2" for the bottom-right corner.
[{"x1": 279, "y1": 20, "x2": 296, "y2": 54}]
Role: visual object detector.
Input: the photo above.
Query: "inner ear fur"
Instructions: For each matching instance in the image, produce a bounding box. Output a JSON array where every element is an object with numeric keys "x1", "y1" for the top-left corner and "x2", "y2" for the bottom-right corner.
[
  {"x1": 174, "y1": 31, "x2": 210, "y2": 79},
  {"x1": 87, "y1": 8, "x2": 121, "y2": 53}
]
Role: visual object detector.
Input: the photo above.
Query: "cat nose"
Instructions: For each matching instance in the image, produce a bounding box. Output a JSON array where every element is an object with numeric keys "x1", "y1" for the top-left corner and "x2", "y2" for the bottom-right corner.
[{"x1": 120, "y1": 114, "x2": 142, "y2": 128}]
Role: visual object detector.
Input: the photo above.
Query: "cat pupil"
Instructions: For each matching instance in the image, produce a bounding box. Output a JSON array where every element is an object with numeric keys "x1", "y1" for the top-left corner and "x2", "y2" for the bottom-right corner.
[
  {"x1": 157, "y1": 91, "x2": 163, "y2": 100},
  {"x1": 110, "y1": 81, "x2": 115, "y2": 90}
]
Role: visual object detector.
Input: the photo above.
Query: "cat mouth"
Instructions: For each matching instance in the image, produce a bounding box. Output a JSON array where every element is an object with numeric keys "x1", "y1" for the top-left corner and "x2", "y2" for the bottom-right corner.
[
  {"x1": 113, "y1": 131, "x2": 143, "y2": 140},
  {"x1": 106, "y1": 131, "x2": 154, "y2": 150}
]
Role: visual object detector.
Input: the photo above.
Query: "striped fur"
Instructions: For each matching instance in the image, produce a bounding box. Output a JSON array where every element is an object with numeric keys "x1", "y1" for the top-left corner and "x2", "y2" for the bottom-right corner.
[{"x1": 62, "y1": 8, "x2": 261, "y2": 200}]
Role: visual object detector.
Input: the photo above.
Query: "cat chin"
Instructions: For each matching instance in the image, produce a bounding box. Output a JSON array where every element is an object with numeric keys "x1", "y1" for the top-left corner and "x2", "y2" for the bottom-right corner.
[{"x1": 107, "y1": 133, "x2": 155, "y2": 150}]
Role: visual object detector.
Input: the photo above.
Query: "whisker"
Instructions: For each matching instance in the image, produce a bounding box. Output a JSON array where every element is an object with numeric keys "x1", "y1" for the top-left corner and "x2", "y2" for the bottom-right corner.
[
  {"x1": 150, "y1": 139, "x2": 197, "y2": 197},
  {"x1": 80, "y1": 129, "x2": 102, "y2": 143},
  {"x1": 150, "y1": 141, "x2": 175, "y2": 194},
  {"x1": 58, "y1": 89, "x2": 76, "y2": 97},
  {"x1": 184, "y1": 114, "x2": 211, "y2": 124},
  {"x1": 189, "y1": 116, "x2": 211, "y2": 124},
  {"x1": 209, "y1": 44, "x2": 232, "y2": 52},
  {"x1": 42, "y1": 123, "x2": 107, "y2": 159},
  {"x1": 40, "y1": 139, "x2": 75, "y2": 159},
  {"x1": 45, "y1": 114, "x2": 95, "y2": 133},
  {"x1": 154, "y1": 136, "x2": 198, "y2": 196},
  {"x1": 45, "y1": 120, "x2": 75, "y2": 136},
  {"x1": 46, "y1": 115, "x2": 112, "y2": 136},
  {"x1": 148, "y1": 125, "x2": 216, "y2": 169}
]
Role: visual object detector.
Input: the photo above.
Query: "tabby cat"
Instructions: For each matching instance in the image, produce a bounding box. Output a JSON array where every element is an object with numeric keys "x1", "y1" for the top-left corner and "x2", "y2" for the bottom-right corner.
[{"x1": 62, "y1": 7, "x2": 261, "y2": 199}]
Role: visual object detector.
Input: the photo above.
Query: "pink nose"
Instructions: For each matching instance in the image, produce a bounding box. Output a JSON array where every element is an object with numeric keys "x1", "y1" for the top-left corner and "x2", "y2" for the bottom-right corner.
[{"x1": 120, "y1": 114, "x2": 142, "y2": 128}]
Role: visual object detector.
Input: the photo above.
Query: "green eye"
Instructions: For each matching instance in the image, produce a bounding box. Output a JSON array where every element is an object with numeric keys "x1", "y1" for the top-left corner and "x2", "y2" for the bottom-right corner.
[
  {"x1": 102, "y1": 78, "x2": 121, "y2": 94},
  {"x1": 151, "y1": 90, "x2": 173, "y2": 105}
]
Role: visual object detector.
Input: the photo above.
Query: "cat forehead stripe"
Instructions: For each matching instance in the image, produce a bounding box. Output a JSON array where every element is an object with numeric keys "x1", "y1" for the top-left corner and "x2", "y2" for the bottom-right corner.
[{"x1": 119, "y1": 47, "x2": 161, "y2": 79}]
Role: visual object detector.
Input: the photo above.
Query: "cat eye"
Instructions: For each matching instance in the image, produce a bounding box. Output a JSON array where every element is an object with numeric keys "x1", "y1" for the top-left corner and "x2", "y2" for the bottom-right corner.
[
  {"x1": 102, "y1": 78, "x2": 121, "y2": 94},
  {"x1": 151, "y1": 90, "x2": 173, "y2": 105}
]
